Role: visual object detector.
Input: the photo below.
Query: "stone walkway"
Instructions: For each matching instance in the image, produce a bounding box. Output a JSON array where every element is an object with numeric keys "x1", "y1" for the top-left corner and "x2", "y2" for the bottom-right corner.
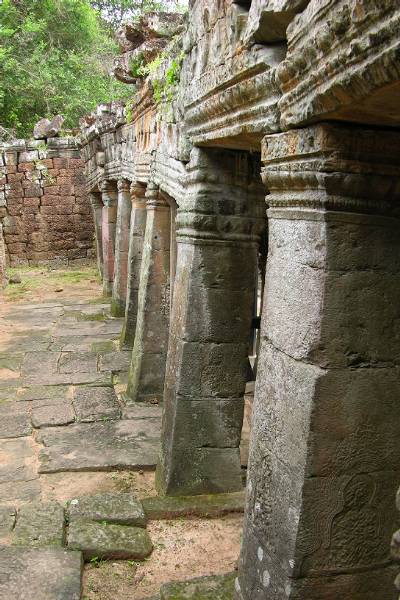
[{"x1": 0, "y1": 297, "x2": 161, "y2": 507}]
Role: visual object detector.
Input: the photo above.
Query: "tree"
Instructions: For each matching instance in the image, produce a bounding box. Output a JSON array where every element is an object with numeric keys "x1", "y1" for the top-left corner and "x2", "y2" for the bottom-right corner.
[
  {"x1": 90, "y1": 0, "x2": 187, "y2": 28},
  {"x1": 0, "y1": 0, "x2": 132, "y2": 137}
]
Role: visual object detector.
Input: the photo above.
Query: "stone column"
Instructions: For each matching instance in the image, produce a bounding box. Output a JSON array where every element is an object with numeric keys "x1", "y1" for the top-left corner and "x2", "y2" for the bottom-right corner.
[
  {"x1": 126, "y1": 182, "x2": 171, "y2": 403},
  {"x1": 111, "y1": 179, "x2": 132, "y2": 317},
  {"x1": 156, "y1": 148, "x2": 265, "y2": 496},
  {"x1": 100, "y1": 181, "x2": 117, "y2": 297},
  {"x1": 236, "y1": 124, "x2": 400, "y2": 600},
  {"x1": 120, "y1": 182, "x2": 147, "y2": 348},
  {"x1": 89, "y1": 192, "x2": 103, "y2": 279},
  {"x1": 0, "y1": 223, "x2": 7, "y2": 289}
]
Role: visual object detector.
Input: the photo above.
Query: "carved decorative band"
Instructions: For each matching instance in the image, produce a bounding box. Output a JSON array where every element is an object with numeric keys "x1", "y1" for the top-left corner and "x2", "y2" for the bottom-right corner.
[{"x1": 117, "y1": 179, "x2": 131, "y2": 193}]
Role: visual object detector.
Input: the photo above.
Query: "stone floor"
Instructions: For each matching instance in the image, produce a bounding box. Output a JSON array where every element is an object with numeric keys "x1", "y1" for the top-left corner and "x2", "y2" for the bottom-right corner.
[
  {"x1": 0, "y1": 271, "x2": 246, "y2": 599},
  {"x1": 0, "y1": 297, "x2": 162, "y2": 507}
]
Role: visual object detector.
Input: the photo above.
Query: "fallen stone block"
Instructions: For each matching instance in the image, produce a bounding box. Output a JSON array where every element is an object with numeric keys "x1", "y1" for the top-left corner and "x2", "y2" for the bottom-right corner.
[
  {"x1": 68, "y1": 492, "x2": 146, "y2": 527},
  {"x1": 12, "y1": 501, "x2": 65, "y2": 547},
  {"x1": 142, "y1": 491, "x2": 245, "y2": 520},
  {"x1": 159, "y1": 572, "x2": 236, "y2": 600},
  {"x1": 0, "y1": 546, "x2": 82, "y2": 600},
  {"x1": 67, "y1": 519, "x2": 153, "y2": 560}
]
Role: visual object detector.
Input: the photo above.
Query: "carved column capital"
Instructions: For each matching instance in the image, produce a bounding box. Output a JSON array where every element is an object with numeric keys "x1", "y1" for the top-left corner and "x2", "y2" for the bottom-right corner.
[
  {"x1": 176, "y1": 148, "x2": 266, "y2": 244},
  {"x1": 130, "y1": 181, "x2": 147, "y2": 207},
  {"x1": 89, "y1": 192, "x2": 102, "y2": 208},
  {"x1": 262, "y1": 123, "x2": 400, "y2": 216},
  {"x1": 99, "y1": 180, "x2": 117, "y2": 207},
  {"x1": 117, "y1": 178, "x2": 131, "y2": 193},
  {"x1": 145, "y1": 182, "x2": 169, "y2": 210}
]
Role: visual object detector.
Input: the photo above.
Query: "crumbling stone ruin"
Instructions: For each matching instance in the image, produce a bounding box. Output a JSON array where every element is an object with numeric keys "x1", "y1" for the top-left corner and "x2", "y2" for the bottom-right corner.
[
  {"x1": 1, "y1": 1, "x2": 400, "y2": 599},
  {"x1": 78, "y1": 2, "x2": 400, "y2": 598},
  {"x1": 0, "y1": 137, "x2": 94, "y2": 268}
]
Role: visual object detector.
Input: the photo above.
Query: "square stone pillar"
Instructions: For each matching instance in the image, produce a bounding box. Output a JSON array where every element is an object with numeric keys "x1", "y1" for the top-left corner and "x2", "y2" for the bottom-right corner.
[
  {"x1": 120, "y1": 182, "x2": 147, "y2": 349},
  {"x1": 126, "y1": 182, "x2": 172, "y2": 403},
  {"x1": 111, "y1": 179, "x2": 132, "y2": 317},
  {"x1": 89, "y1": 192, "x2": 103, "y2": 279},
  {"x1": 100, "y1": 181, "x2": 118, "y2": 297},
  {"x1": 156, "y1": 148, "x2": 266, "y2": 496},
  {"x1": 236, "y1": 124, "x2": 400, "y2": 600}
]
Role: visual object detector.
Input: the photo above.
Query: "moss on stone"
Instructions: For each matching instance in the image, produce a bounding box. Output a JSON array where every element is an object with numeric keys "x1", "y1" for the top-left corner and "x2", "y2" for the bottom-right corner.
[{"x1": 160, "y1": 572, "x2": 236, "y2": 600}]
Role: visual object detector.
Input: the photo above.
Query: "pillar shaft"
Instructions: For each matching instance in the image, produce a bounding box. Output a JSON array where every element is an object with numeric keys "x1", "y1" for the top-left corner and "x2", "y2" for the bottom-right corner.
[
  {"x1": 89, "y1": 192, "x2": 103, "y2": 279},
  {"x1": 156, "y1": 148, "x2": 266, "y2": 496},
  {"x1": 120, "y1": 182, "x2": 147, "y2": 348},
  {"x1": 236, "y1": 124, "x2": 400, "y2": 600},
  {"x1": 126, "y1": 183, "x2": 171, "y2": 403},
  {"x1": 100, "y1": 182, "x2": 117, "y2": 297},
  {"x1": 111, "y1": 179, "x2": 132, "y2": 317}
]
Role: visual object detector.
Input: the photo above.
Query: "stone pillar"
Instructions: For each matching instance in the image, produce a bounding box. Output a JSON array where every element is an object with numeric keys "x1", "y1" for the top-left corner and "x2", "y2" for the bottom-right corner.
[
  {"x1": 126, "y1": 182, "x2": 171, "y2": 403},
  {"x1": 111, "y1": 179, "x2": 132, "y2": 317},
  {"x1": 236, "y1": 124, "x2": 400, "y2": 600},
  {"x1": 156, "y1": 148, "x2": 265, "y2": 496},
  {"x1": 0, "y1": 223, "x2": 7, "y2": 289},
  {"x1": 100, "y1": 181, "x2": 117, "y2": 297},
  {"x1": 89, "y1": 192, "x2": 103, "y2": 279},
  {"x1": 120, "y1": 182, "x2": 147, "y2": 349}
]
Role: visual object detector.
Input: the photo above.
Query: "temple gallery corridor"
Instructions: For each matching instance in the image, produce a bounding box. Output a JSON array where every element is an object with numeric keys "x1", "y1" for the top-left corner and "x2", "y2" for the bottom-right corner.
[{"x1": 0, "y1": 266, "x2": 245, "y2": 600}]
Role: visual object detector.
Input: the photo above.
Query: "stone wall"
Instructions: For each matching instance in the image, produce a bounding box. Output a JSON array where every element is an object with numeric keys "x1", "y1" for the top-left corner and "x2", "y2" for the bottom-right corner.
[{"x1": 0, "y1": 138, "x2": 94, "y2": 267}]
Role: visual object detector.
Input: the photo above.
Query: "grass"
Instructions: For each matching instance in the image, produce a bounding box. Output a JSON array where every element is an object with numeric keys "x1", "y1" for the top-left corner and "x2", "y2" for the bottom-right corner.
[{"x1": 2, "y1": 264, "x2": 100, "y2": 301}]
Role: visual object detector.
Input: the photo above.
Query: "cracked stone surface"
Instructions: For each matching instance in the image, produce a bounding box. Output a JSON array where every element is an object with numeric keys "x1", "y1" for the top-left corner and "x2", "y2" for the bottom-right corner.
[
  {"x1": 0, "y1": 546, "x2": 82, "y2": 600},
  {"x1": 68, "y1": 519, "x2": 153, "y2": 560}
]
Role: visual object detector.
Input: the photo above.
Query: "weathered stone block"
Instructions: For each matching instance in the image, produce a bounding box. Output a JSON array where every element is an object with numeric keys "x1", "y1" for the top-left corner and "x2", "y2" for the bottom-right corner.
[
  {"x1": 12, "y1": 501, "x2": 65, "y2": 547},
  {"x1": 0, "y1": 547, "x2": 82, "y2": 600},
  {"x1": 72, "y1": 386, "x2": 120, "y2": 422},
  {"x1": 67, "y1": 520, "x2": 153, "y2": 560},
  {"x1": 160, "y1": 572, "x2": 236, "y2": 600},
  {"x1": 142, "y1": 491, "x2": 245, "y2": 520},
  {"x1": 68, "y1": 492, "x2": 147, "y2": 527}
]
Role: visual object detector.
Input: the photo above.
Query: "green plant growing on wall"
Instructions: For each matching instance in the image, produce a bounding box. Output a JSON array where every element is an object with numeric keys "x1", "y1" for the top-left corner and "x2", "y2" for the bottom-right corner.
[{"x1": 130, "y1": 53, "x2": 146, "y2": 78}]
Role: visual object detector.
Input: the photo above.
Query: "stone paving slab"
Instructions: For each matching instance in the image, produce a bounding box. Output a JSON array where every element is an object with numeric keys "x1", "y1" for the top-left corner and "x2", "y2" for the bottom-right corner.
[
  {"x1": 68, "y1": 519, "x2": 153, "y2": 560},
  {"x1": 58, "y1": 352, "x2": 98, "y2": 374},
  {"x1": 0, "y1": 403, "x2": 32, "y2": 439},
  {"x1": 99, "y1": 351, "x2": 131, "y2": 372},
  {"x1": 159, "y1": 572, "x2": 236, "y2": 600},
  {"x1": 0, "y1": 438, "x2": 40, "y2": 503},
  {"x1": 53, "y1": 320, "x2": 122, "y2": 337},
  {"x1": 68, "y1": 492, "x2": 147, "y2": 527},
  {"x1": 122, "y1": 403, "x2": 163, "y2": 420},
  {"x1": 21, "y1": 351, "x2": 60, "y2": 377},
  {"x1": 73, "y1": 386, "x2": 120, "y2": 422},
  {"x1": 23, "y1": 370, "x2": 113, "y2": 386},
  {"x1": 38, "y1": 420, "x2": 161, "y2": 473},
  {"x1": 31, "y1": 402, "x2": 75, "y2": 428},
  {"x1": 12, "y1": 501, "x2": 65, "y2": 547},
  {"x1": 0, "y1": 332, "x2": 52, "y2": 353},
  {"x1": 17, "y1": 385, "x2": 71, "y2": 402},
  {"x1": 0, "y1": 546, "x2": 82, "y2": 600},
  {"x1": 0, "y1": 506, "x2": 16, "y2": 537}
]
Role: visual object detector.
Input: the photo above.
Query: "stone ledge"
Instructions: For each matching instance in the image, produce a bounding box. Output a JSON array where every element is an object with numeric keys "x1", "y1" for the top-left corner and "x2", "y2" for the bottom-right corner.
[{"x1": 141, "y1": 491, "x2": 245, "y2": 520}]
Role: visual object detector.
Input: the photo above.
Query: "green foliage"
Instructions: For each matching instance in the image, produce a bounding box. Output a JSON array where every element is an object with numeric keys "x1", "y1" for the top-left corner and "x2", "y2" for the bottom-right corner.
[
  {"x1": 147, "y1": 48, "x2": 185, "y2": 106},
  {"x1": 90, "y1": 1, "x2": 188, "y2": 28},
  {"x1": 0, "y1": 0, "x2": 132, "y2": 137},
  {"x1": 129, "y1": 52, "x2": 146, "y2": 78}
]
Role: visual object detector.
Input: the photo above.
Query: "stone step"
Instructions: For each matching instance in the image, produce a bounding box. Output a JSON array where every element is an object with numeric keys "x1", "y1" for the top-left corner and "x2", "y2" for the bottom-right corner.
[
  {"x1": 68, "y1": 492, "x2": 147, "y2": 527},
  {"x1": 67, "y1": 519, "x2": 153, "y2": 561},
  {"x1": 142, "y1": 491, "x2": 245, "y2": 520},
  {"x1": 12, "y1": 501, "x2": 65, "y2": 547},
  {"x1": 0, "y1": 546, "x2": 82, "y2": 600},
  {"x1": 159, "y1": 572, "x2": 236, "y2": 599}
]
